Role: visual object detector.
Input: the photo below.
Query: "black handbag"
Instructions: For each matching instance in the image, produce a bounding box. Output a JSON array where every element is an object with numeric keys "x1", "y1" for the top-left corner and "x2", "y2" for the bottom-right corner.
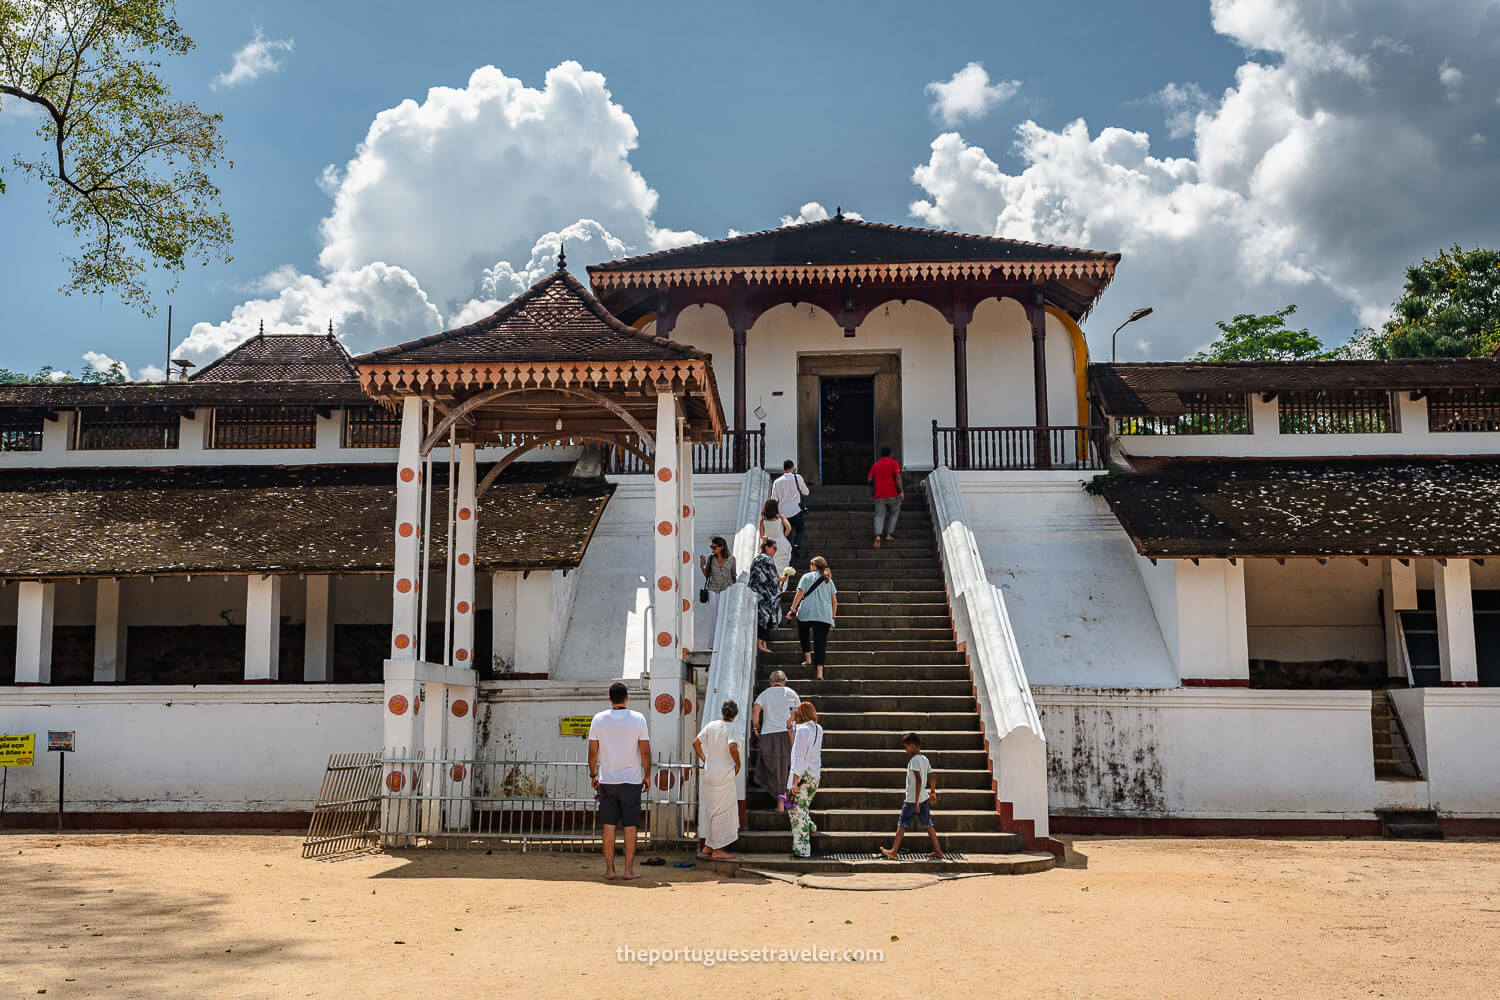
[{"x1": 698, "y1": 587, "x2": 710, "y2": 604}]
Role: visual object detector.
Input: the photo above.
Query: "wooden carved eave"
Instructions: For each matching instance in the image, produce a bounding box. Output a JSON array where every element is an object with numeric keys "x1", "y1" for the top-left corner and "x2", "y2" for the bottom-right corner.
[{"x1": 589, "y1": 258, "x2": 1118, "y2": 292}]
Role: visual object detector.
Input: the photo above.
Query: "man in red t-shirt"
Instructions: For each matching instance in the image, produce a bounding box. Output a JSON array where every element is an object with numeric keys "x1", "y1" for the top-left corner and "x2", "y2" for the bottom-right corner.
[{"x1": 867, "y1": 446, "x2": 904, "y2": 548}]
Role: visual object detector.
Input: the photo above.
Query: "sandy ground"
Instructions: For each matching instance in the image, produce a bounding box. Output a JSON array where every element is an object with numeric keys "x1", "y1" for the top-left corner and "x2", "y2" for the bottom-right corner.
[{"x1": 4, "y1": 833, "x2": 1500, "y2": 999}]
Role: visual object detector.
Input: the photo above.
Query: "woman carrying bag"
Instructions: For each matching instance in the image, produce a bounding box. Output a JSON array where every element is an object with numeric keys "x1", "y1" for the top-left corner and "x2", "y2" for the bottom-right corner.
[
  {"x1": 788, "y1": 556, "x2": 837, "y2": 680},
  {"x1": 786, "y1": 701, "x2": 824, "y2": 859},
  {"x1": 748, "y1": 538, "x2": 784, "y2": 654},
  {"x1": 698, "y1": 536, "x2": 736, "y2": 651}
]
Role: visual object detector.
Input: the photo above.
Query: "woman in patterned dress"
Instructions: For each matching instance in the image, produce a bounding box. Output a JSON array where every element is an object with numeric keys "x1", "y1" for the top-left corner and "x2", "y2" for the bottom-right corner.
[
  {"x1": 749, "y1": 538, "x2": 783, "y2": 654},
  {"x1": 786, "y1": 701, "x2": 824, "y2": 859}
]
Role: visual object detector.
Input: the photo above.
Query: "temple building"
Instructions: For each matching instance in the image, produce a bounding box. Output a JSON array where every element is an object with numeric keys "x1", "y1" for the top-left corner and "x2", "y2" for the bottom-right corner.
[{"x1": 2, "y1": 216, "x2": 1498, "y2": 847}]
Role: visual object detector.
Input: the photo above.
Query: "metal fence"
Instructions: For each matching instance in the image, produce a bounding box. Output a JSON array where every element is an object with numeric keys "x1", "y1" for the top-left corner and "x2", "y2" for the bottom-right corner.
[{"x1": 304, "y1": 750, "x2": 699, "y2": 857}]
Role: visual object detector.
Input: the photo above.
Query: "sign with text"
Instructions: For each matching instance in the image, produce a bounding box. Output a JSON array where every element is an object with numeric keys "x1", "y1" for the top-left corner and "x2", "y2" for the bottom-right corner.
[
  {"x1": 559, "y1": 716, "x2": 592, "y2": 737},
  {"x1": 0, "y1": 734, "x2": 35, "y2": 767},
  {"x1": 47, "y1": 731, "x2": 75, "y2": 753}
]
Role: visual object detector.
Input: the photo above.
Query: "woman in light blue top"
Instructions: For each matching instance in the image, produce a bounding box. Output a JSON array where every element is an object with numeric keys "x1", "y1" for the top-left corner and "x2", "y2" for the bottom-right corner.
[{"x1": 788, "y1": 556, "x2": 837, "y2": 680}]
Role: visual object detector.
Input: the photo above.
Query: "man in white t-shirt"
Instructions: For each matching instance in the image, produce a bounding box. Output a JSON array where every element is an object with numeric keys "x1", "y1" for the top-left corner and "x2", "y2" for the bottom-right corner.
[
  {"x1": 751, "y1": 670, "x2": 801, "y2": 801},
  {"x1": 587, "y1": 682, "x2": 651, "y2": 880},
  {"x1": 770, "y1": 460, "x2": 810, "y2": 552}
]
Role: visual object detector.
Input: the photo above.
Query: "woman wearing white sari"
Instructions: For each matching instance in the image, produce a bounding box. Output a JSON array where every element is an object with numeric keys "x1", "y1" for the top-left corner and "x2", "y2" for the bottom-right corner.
[{"x1": 693, "y1": 699, "x2": 744, "y2": 860}]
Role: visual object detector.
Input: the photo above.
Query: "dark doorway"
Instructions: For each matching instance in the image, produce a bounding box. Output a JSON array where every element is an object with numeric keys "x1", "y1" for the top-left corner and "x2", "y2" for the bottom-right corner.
[{"x1": 818, "y1": 375, "x2": 876, "y2": 484}]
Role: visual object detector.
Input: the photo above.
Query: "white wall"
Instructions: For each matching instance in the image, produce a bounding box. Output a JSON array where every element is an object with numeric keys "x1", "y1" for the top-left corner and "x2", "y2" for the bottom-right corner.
[
  {"x1": 0, "y1": 685, "x2": 380, "y2": 812},
  {"x1": 958, "y1": 472, "x2": 1178, "y2": 687},
  {"x1": 1400, "y1": 689, "x2": 1500, "y2": 817},
  {"x1": 552, "y1": 477, "x2": 741, "y2": 682},
  {"x1": 1245, "y1": 559, "x2": 1385, "y2": 663},
  {"x1": 474, "y1": 678, "x2": 650, "y2": 765},
  {"x1": 1035, "y1": 687, "x2": 1432, "y2": 818},
  {"x1": 668, "y1": 297, "x2": 1081, "y2": 468}
]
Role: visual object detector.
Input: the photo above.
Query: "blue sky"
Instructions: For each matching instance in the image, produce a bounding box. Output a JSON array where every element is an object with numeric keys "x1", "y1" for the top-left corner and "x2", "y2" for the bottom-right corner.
[{"x1": 4, "y1": 0, "x2": 1497, "y2": 375}]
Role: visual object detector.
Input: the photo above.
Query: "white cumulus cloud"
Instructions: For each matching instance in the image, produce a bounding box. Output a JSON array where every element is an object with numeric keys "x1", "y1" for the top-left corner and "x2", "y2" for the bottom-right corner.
[
  {"x1": 926, "y1": 63, "x2": 1021, "y2": 126},
  {"x1": 213, "y1": 29, "x2": 294, "y2": 90},
  {"x1": 910, "y1": 0, "x2": 1500, "y2": 359},
  {"x1": 778, "y1": 202, "x2": 861, "y2": 226}
]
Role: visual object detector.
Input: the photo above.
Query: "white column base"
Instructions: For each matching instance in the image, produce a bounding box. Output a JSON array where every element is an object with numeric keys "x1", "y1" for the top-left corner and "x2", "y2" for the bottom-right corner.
[
  {"x1": 15, "y1": 581, "x2": 55, "y2": 685},
  {"x1": 93, "y1": 579, "x2": 126, "y2": 683}
]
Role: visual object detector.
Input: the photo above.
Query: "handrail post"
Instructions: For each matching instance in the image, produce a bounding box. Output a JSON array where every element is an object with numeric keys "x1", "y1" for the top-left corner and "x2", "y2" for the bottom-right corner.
[{"x1": 931, "y1": 419, "x2": 939, "y2": 469}]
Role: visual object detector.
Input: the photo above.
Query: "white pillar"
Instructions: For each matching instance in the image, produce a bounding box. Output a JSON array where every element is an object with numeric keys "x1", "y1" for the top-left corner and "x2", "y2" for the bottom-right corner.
[
  {"x1": 491, "y1": 571, "x2": 517, "y2": 672},
  {"x1": 1383, "y1": 559, "x2": 1418, "y2": 680},
  {"x1": 1435, "y1": 558, "x2": 1479, "y2": 686},
  {"x1": 452, "y1": 444, "x2": 477, "y2": 669},
  {"x1": 93, "y1": 579, "x2": 126, "y2": 683},
  {"x1": 1174, "y1": 559, "x2": 1249, "y2": 685},
  {"x1": 649, "y1": 391, "x2": 685, "y2": 758},
  {"x1": 1249, "y1": 393, "x2": 1280, "y2": 439},
  {"x1": 303, "y1": 575, "x2": 335, "y2": 682},
  {"x1": 677, "y1": 429, "x2": 696, "y2": 653},
  {"x1": 244, "y1": 575, "x2": 282, "y2": 682},
  {"x1": 515, "y1": 572, "x2": 554, "y2": 674},
  {"x1": 391, "y1": 397, "x2": 424, "y2": 660},
  {"x1": 15, "y1": 581, "x2": 55, "y2": 685}
]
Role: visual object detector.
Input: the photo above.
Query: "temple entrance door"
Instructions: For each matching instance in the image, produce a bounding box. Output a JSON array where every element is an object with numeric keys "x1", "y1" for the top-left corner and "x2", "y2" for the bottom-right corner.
[
  {"x1": 796, "y1": 353, "x2": 902, "y2": 486},
  {"x1": 818, "y1": 376, "x2": 875, "y2": 484}
]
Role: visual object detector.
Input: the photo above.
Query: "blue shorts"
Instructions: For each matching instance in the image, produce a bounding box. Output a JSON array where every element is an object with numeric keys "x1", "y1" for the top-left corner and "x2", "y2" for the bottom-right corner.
[{"x1": 897, "y1": 801, "x2": 933, "y2": 829}]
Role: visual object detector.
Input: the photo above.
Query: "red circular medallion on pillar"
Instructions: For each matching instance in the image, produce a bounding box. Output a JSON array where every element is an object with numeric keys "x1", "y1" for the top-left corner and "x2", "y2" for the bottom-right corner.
[
  {"x1": 657, "y1": 468, "x2": 673, "y2": 482},
  {"x1": 654, "y1": 693, "x2": 675, "y2": 714},
  {"x1": 451, "y1": 699, "x2": 469, "y2": 718},
  {"x1": 656, "y1": 631, "x2": 672, "y2": 647},
  {"x1": 400, "y1": 467, "x2": 415, "y2": 483},
  {"x1": 396, "y1": 578, "x2": 412, "y2": 593},
  {"x1": 681, "y1": 504, "x2": 690, "y2": 519},
  {"x1": 398, "y1": 522, "x2": 414, "y2": 538},
  {"x1": 655, "y1": 770, "x2": 676, "y2": 790},
  {"x1": 681, "y1": 598, "x2": 691, "y2": 613},
  {"x1": 412, "y1": 696, "x2": 420, "y2": 715},
  {"x1": 394, "y1": 634, "x2": 411, "y2": 650},
  {"x1": 656, "y1": 520, "x2": 672, "y2": 536},
  {"x1": 449, "y1": 764, "x2": 466, "y2": 782},
  {"x1": 681, "y1": 698, "x2": 693, "y2": 716},
  {"x1": 682, "y1": 550, "x2": 691, "y2": 564},
  {"x1": 385, "y1": 771, "x2": 405, "y2": 792},
  {"x1": 387, "y1": 694, "x2": 408, "y2": 715},
  {"x1": 656, "y1": 575, "x2": 673, "y2": 591},
  {"x1": 455, "y1": 648, "x2": 469, "y2": 662},
  {"x1": 458, "y1": 553, "x2": 471, "y2": 566},
  {"x1": 458, "y1": 507, "x2": 472, "y2": 521},
  {"x1": 456, "y1": 600, "x2": 470, "y2": 614}
]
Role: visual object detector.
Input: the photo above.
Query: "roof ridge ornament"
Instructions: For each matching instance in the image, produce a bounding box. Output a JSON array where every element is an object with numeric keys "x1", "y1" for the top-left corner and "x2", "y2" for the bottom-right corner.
[{"x1": 558, "y1": 243, "x2": 567, "y2": 271}]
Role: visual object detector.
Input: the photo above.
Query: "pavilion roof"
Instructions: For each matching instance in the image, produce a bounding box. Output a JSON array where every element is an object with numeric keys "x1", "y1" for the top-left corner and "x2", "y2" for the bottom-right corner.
[
  {"x1": 1094, "y1": 457, "x2": 1500, "y2": 559},
  {"x1": 0, "y1": 380, "x2": 371, "y2": 409},
  {"x1": 0, "y1": 463, "x2": 613, "y2": 579},
  {"x1": 1090, "y1": 359, "x2": 1500, "y2": 416},
  {"x1": 192, "y1": 330, "x2": 359, "y2": 383},
  {"x1": 588, "y1": 215, "x2": 1120, "y2": 317},
  {"x1": 356, "y1": 268, "x2": 706, "y2": 366}
]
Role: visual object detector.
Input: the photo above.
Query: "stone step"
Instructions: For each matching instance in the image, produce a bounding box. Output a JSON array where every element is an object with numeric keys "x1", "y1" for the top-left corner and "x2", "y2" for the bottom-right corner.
[
  {"x1": 772, "y1": 627, "x2": 954, "y2": 643},
  {"x1": 820, "y1": 747, "x2": 991, "y2": 769},
  {"x1": 794, "y1": 535, "x2": 932, "y2": 549},
  {"x1": 805, "y1": 591, "x2": 948, "y2": 604},
  {"x1": 745, "y1": 807, "x2": 1010, "y2": 833},
  {"x1": 829, "y1": 615, "x2": 955, "y2": 629},
  {"x1": 718, "y1": 852, "x2": 1056, "y2": 877},
  {"x1": 759, "y1": 653, "x2": 970, "y2": 670},
  {"x1": 731, "y1": 829, "x2": 1024, "y2": 856},
  {"x1": 811, "y1": 729, "x2": 985, "y2": 750},
  {"x1": 790, "y1": 694, "x2": 977, "y2": 713},
  {"x1": 835, "y1": 602, "x2": 950, "y2": 616},
  {"x1": 814, "y1": 711, "x2": 980, "y2": 732},
  {"x1": 748, "y1": 787, "x2": 997, "y2": 811},
  {"x1": 753, "y1": 678, "x2": 975, "y2": 697},
  {"x1": 802, "y1": 766, "x2": 995, "y2": 790}
]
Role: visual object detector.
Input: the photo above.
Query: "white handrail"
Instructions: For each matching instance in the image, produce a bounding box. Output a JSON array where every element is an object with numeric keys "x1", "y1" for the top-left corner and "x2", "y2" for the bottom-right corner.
[
  {"x1": 927, "y1": 467, "x2": 1050, "y2": 840},
  {"x1": 703, "y1": 467, "x2": 769, "y2": 803}
]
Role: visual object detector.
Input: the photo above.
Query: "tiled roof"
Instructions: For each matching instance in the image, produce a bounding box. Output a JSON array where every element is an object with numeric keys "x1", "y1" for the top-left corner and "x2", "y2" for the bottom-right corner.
[
  {"x1": 0, "y1": 463, "x2": 612, "y2": 578},
  {"x1": 1094, "y1": 458, "x2": 1500, "y2": 558},
  {"x1": 192, "y1": 331, "x2": 358, "y2": 383},
  {"x1": 0, "y1": 380, "x2": 372, "y2": 408},
  {"x1": 355, "y1": 269, "x2": 706, "y2": 365},
  {"x1": 1091, "y1": 360, "x2": 1500, "y2": 416},
  {"x1": 590, "y1": 215, "x2": 1120, "y2": 272}
]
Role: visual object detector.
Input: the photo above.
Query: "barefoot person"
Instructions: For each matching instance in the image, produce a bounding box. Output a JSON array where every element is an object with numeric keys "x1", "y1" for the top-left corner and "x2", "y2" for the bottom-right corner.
[
  {"x1": 752, "y1": 670, "x2": 800, "y2": 804},
  {"x1": 880, "y1": 733, "x2": 942, "y2": 860},
  {"x1": 587, "y1": 682, "x2": 651, "y2": 880},
  {"x1": 693, "y1": 699, "x2": 743, "y2": 860},
  {"x1": 749, "y1": 538, "x2": 783, "y2": 654},
  {"x1": 867, "y1": 446, "x2": 903, "y2": 549}
]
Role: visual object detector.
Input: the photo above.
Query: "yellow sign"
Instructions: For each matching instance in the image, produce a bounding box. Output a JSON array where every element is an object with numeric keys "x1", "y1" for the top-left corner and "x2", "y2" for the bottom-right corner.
[
  {"x1": 559, "y1": 715, "x2": 593, "y2": 737},
  {"x1": 0, "y1": 734, "x2": 35, "y2": 767}
]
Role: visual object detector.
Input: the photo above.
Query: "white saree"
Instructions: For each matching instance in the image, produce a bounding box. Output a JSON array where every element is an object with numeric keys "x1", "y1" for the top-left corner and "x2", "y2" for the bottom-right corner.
[{"x1": 696, "y1": 719, "x2": 742, "y2": 850}]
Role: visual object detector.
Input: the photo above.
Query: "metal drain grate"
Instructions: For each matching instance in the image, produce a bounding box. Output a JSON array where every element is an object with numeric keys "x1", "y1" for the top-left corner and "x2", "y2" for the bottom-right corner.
[{"x1": 823, "y1": 851, "x2": 968, "y2": 862}]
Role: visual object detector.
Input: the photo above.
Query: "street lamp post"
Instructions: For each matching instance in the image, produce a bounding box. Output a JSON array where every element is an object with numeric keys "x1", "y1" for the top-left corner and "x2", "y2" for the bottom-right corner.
[{"x1": 1111, "y1": 307, "x2": 1155, "y2": 362}]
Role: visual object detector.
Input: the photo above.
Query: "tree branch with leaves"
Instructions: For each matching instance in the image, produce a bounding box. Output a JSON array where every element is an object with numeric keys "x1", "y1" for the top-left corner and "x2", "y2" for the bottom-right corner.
[{"x1": 0, "y1": 0, "x2": 231, "y2": 311}]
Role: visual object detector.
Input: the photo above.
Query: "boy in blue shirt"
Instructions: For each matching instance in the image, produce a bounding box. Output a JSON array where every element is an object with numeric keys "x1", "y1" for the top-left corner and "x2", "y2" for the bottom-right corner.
[{"x1": 879, "y1": 732, "x2": 942, "y2": 859}]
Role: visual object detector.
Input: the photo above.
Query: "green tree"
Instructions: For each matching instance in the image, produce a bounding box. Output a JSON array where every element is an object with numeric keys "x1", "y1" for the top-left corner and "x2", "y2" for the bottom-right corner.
[
  {"x1": 0, "y1": 0, "x2": 232, "y2": 311},
  {"x1": 1190, "y1": 305, "x2": 1325, "y2": 361},
  {"x1": 0, "y1": 359, "x2": 126, "y2": 382},
  {"x1": 1375, "y1": 245, "x2": 1500, "y2": 358}
]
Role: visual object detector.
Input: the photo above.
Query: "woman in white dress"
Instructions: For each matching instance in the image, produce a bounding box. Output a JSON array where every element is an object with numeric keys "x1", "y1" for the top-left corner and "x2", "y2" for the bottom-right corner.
[
  {"x1": 693, "y1": 699, "x2": 743, "y2": 859},
  {"x1": 759, "y1": 498, "x2": 793, "y2": 576}
]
